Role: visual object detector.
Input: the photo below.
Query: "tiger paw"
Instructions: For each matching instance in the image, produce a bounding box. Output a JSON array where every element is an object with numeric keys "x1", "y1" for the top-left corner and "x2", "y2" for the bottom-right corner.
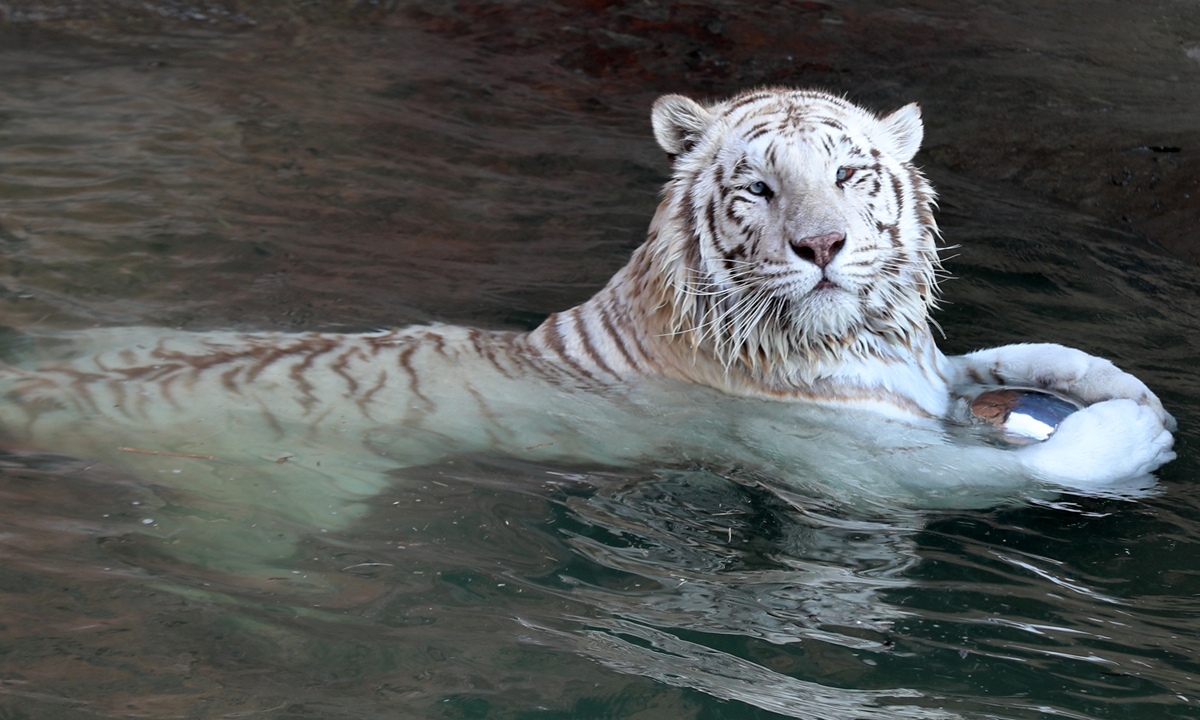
[
  {"x1": 1062, "y1": 356, "x2": 1177, "y2": 432},
  {"x1": 1019, "y1": 399, "x2": 1175, "y2": 487}
]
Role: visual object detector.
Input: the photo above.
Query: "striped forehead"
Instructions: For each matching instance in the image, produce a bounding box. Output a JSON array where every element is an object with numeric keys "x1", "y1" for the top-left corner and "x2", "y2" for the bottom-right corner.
[
  {"x1": 724, "y1": 92, "x2": 866, "y2": 129},
  {"x1": 720, "y1": 95, "x2": 873, "y2": 165}
]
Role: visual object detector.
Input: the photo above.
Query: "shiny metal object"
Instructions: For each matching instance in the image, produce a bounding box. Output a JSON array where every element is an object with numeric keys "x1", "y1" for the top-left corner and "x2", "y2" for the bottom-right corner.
[{"x1": 970, "y1": 388, "x2": 1083, "y2": 444}]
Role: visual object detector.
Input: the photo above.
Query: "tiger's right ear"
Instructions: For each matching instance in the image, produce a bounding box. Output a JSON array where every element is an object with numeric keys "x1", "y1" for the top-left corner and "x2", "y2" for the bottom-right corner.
[{"x1": 652, "y1": 95, "x2": 712, "y2": 156}]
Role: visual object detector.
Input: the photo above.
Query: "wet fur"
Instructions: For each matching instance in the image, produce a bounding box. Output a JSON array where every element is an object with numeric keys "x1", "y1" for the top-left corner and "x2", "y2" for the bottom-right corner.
[{"x1": 0, "y1": 89, "x2": 1176, "y2": 532}]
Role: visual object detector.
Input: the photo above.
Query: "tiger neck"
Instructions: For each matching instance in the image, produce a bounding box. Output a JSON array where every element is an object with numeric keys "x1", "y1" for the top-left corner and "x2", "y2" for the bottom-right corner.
[{"x1": 535, "y1": 249, "x2": 954, "y2": 419}]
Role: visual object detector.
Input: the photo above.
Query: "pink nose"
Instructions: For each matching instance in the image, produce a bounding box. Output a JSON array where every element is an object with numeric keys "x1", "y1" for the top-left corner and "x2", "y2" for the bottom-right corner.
[{"x1": 790, "y1": 232, "x2": 845, "y2": 268}]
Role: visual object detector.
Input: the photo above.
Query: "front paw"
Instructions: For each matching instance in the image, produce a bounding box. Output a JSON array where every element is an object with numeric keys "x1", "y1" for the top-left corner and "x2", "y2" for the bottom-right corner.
[
  {"x1": 1020, "y1": 399, "x2": 1175, "y2": 486},
  {"x1": 1051, "y1": 353, "x2": 1176, "y2": 432}
]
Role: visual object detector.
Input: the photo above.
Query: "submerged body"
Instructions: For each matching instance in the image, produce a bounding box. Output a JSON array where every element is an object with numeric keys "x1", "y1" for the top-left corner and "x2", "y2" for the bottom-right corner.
[{"x1": 0, "y1": 89, "x2": 1176, "y2": 561}]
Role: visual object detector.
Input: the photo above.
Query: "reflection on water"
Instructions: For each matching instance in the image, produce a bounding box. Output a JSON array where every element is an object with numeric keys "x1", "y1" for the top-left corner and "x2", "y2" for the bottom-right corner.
[
  {"x1": 6, "y1": 452, "x2": 1200, "y2": 718},
  {"x1": 2, "y1": 4, "x2": 1200, "y2": 720}
]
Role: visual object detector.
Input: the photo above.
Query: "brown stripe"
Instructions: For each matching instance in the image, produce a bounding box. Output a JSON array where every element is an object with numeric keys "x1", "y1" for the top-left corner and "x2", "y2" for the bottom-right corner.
[
  {"x1": 159, "y1": 372, "x2": 181, "y2": 411},
  {"x1": 542, "y1": 312, "x2": 598, "y2": 382},
  {"x1": 876, "y1": 220, "x2": 901, "y2": 248},
  {"x1": 680, "y1": 184, "x2": 695, "y2": 210},
  {"x1": 571, "y1": 310, "x2": 620, "y2": 379},
  {"x1": 221, "y1": 364, "x2": 244, "y2": 393},
  {"x1": 330, "y1": 346, "x2": 361, "y2": 396},
  {"x1": 289, "y1": 348, "x2": 324, "y2": 414},
  {"x1": 469, "y1": 328, "x2": 516, "y2": 380},
  {"x1": 596, "y1": 303, "x2": 640, "y2": 373},
  {"x1": 62, "y1": 369, "x2": 104, "y2": 416},
  {"x1": 243, "y1": 344, "x2": 296, "y2": 383},
  {"x1": 397, "y1": 343, "x2": 432, "y2": 406},
  {"x1": 889, "y1": 170, "x2": 906, "y2": 221},
  {"x1": 727, "y1": 92, "x2": 771, "y2": 112},
  {"x1": 729, "y1": 157, "x2": 751, "y2": 180},
  {"x1": 355, "y1": 371, "x2": 388, "y2": 419},
  {"x1": 426, "y1": 331, "x2": 448, "y2": 358},
  {"x1": 681, "y1": 230, "x2": 703, "y2": 278},
  {"x1": 365, "y1": 330, "x2": 400, "y2": 355},
  {"x1": 742, "y1": 120, "x2": 772, "y2": 143},
  {"x1": 720, "y1": 236, "x2": 746, "y2": 262},
  {"x1": 704, "y1": 199, "x2": 720, "y2": 241},
  {"x1": 512, "y1": 336, "x2": 574, "y2": 384},
  {"x1": 988, "y1": 365, "x2": 1005, "y2": 384},
  {"x1": 618, "y1": 305, "x2": 666, "y2": 373},
  {"x1": 725, "y1": 198, "x2": 747, "y2": 222}
]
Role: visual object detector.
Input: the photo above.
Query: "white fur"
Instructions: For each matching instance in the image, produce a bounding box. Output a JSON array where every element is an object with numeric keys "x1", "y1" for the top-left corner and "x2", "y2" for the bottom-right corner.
[
  {"x1": 949, "y1": 343, "x2": 1176, "y2": 489},
  {"x1": 1020, "y1": 399, "x2": 1175, "y2": 487},
  {"x1": 628, "y1": 89, "x2": 1175, "y2": 493},
  {"x1": 877, "y1": 103, "x2": 924, "y2": 163},
  {"x1": 0, "y1": 89, "x2": 1177, "y2": 576}
]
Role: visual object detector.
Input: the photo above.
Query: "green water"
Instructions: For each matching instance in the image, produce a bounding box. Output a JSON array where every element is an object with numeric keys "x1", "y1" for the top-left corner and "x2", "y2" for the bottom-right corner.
[{"x1": 1, "y1": 4, "x2": 1200, "y2": 719}]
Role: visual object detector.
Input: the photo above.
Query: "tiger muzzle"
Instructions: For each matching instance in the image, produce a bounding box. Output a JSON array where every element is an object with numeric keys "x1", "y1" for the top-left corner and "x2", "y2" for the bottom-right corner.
[{"x1": 790, "y1": 232, "x2": 845, "y2": 269}]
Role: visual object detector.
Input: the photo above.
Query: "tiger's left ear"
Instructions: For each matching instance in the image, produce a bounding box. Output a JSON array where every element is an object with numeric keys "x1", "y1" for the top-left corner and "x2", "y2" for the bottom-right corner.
[{"x1": 879, "y1": 103, "x2": 923, "y2": 163}]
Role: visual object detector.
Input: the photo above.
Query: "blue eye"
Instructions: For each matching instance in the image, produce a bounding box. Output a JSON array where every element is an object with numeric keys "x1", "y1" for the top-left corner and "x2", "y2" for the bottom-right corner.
[
  {"x1": 836, "y1": 167, "x2": 856, "y2": 183},
  {"x1": 747, "y1": 181, "x2": 771, "y2": 197}
]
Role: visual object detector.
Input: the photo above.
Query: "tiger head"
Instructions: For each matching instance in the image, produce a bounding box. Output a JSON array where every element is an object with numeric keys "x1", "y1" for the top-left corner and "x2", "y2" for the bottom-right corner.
[{"x1": 641, "y1": 88, "x2": 941, "y2": 382}]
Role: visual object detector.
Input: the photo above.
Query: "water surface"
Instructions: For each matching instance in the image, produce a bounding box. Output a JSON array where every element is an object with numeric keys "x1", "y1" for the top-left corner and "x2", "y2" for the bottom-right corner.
[{"x1": 1, "y1": 5, "x2": 1200, "y2": 719}]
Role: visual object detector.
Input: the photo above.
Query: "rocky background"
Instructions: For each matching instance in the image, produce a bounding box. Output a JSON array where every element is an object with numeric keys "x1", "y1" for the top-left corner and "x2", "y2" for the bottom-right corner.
[{"x1": 2, "y1": 0, "x2": 1197, "y2": 262}]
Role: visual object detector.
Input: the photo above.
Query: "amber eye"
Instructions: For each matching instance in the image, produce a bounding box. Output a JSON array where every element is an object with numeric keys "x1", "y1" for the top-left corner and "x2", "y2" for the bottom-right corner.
[{"x1": 835, "y1": 167, "x2": 856, "y2": 184}]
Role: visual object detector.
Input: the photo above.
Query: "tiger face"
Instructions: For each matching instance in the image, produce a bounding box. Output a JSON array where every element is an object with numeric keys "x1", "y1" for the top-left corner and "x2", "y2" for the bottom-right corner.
[{"x1": 648, "y1": 89, "x2": 940, "y2": 372}]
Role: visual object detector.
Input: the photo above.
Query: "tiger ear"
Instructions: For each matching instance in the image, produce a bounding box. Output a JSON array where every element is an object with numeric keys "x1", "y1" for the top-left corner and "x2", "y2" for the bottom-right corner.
[
  {"x1": 879, "y1": 103, "x2": 923, "y2": 163},
  {"x1": 652, "y1": 94, "x2": 712, "y2": 156}
]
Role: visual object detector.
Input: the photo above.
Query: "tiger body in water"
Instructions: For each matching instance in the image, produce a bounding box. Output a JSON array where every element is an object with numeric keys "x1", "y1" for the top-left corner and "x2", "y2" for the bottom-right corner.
[{"x1": 0, "y1": 89, "x2": 1176, "y2": 556}]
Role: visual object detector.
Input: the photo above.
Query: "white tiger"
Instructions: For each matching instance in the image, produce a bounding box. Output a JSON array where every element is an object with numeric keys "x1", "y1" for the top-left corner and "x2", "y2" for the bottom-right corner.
[{"x1": 0, "y1": 88, "x2": 1175, "y2": 568}]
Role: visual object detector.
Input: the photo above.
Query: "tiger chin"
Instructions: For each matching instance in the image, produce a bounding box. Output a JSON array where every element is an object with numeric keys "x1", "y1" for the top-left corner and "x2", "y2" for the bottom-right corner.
[{"x1": 0, "y1": 88, "x2": 1176, "y2": 548}]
